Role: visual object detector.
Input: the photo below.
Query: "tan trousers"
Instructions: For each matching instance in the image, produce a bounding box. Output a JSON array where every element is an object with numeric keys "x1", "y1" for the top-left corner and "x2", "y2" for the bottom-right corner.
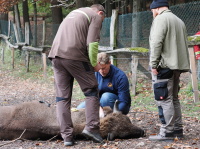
[
  {"x1": 152, "y1": 70, "x2": 183, "y2": 136},
  {"x1": 52, "y1": 57, "x2": 100, "y2": 142}
]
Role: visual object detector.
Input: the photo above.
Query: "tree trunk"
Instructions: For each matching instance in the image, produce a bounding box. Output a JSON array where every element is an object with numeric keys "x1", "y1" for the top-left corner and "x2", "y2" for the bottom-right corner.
[
  {"x1": 141, "y1": 0, "x2": 147, "y2": 11},
  {"x1": 33, "y1": 1, "x2": 37, "y2": 46},
  {"x1": 76, "y1": 0, "x2": 86, "y2": 8},
  {"x1": 51, "y1": 0, "x2": 63, "y2": 37},
  {"x1": 131, "y1": 0, "x2": 141, "y2": 47},
  {"x1": 93, "y1": 0, "x2": 99, "y2": 4},
  {"x1": 23, "y1": 0, "x2": 32, "y2": 44},
  {"x1": 105, "y1": 0, "x2": 112, "y2": 17},
  {"x1": 22, "y1": 0, "x2": 30, "y2": 24},
  {"x1": 129, "y1": 0, "x2": 133, "y2": 13},
  {"x1": 14, "y1": 4, "x2": 23, "y2": 42}
]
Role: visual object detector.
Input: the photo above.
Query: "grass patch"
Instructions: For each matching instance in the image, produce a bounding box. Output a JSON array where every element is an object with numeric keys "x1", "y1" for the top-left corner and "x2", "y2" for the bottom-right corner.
[
  {"x1": 129, "y1": 47, "x2": 149, "y2": 53},
  {"x1": 132, "y1": 79, "x2": 199, "y2": 119}
]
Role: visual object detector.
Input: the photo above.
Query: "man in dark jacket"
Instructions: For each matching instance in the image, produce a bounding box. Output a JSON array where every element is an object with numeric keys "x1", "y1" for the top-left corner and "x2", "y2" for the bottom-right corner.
[
  {"x1": 77, "y1": 52, "x2": 131, "y2": 115},
  {"x1": 48, "y1": 4, "x2": 105, "y2": 146}
]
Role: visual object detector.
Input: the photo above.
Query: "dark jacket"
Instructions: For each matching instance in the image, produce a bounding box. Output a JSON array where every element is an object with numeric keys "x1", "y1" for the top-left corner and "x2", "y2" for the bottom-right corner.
[{"x1": 95, "y1": 65, "x2": 131, "y2": 106}]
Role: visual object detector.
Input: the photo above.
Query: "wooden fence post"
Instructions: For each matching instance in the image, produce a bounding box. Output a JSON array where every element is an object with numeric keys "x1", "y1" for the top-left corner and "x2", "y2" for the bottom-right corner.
[
  {"x1": 131, "y1": 55, "x2": 139, "y2": 96},
  {"x1": 110, "y1": 9, "x2": 118, "y2": 48},
  {"x1": 1, "y1": 48, "x2": 4, "y2": 64},
  {"x1": 25, "y1": 50, "x2": 30, "y2": 72},
  {"x1": 25, "y1": 22, "x2": 30, "y2": 45},
  {"x1": 42, "y1": 52, "x2": 47, "y2": 78},
  {"x1": 188, "y1": 46, "x2": 199, "y2": 102},
  {"x1": 42, "y1": 20, "x2": 46, "y2": 46},
  {"x1": 110, "y1": 55, "x2": 117, "y2": 66},
  {"x1": 8, "y1": 20, "x2": 11, "y2": 37},
  {"x1": 11, "y1": 48, "x2": 15, "y2": 69},
  {"x1": 13, "y1": 23, "x2": 19, "y2": 43}
]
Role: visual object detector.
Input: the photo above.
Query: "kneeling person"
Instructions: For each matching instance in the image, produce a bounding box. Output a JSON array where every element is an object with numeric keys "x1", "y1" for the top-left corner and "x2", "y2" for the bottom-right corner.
[{"x1": 77, "y1": 52, "x2": 131, "y2": 114}]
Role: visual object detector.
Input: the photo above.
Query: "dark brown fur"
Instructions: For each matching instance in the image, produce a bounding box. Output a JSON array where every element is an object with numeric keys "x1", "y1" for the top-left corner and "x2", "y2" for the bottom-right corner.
[{"x1": 0, "y1": 101, "x2": 144, "y2": 140}]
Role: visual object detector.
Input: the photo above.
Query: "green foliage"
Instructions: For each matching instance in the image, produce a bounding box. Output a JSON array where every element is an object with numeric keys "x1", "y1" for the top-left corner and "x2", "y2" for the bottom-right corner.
[
  {"x1": 133, "y1": 79, "x2": 199, "y2": 119},
  {"x1": 131, "y1": 79, "x2": 157, "y2": 112},
  {"x1": 188, "y1": 36, "x2": 200, "y2": 42},
  {"x1": 62, "y1": 8, "x2": 75, "y2": 17},
  {"x1": 129, "y1": 47, "x2": 149, "y2": 53},
  {"x1": 17, "y1": 1, "x2": 75, "y2": 23}
]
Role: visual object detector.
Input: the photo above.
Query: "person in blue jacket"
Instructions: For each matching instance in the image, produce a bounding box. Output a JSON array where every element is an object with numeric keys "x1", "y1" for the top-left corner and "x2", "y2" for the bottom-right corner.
[{"x1": 77, "y1": 52, "x2": 131, "y2": 114}]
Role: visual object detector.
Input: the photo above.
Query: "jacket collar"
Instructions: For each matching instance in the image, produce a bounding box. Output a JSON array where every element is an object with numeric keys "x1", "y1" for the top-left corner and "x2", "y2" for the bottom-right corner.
[{"x1": 160, "y1": 9, "x2": 171, "y2": 15}]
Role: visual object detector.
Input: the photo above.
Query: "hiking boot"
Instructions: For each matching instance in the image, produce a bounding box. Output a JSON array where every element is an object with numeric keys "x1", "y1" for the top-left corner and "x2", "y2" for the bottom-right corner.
[
  {"x1": 174, "y1": 129, "x2": 184, "y2": 138},
  {"x1": 64, "y1": 141, "x2": 74, "y2": 146},
  {"x1": 149, "y1": 134, "x2": 174, "y2": 141},
  {"x1": 82, "y1": 129, "x2": 104, "y2": 143}
]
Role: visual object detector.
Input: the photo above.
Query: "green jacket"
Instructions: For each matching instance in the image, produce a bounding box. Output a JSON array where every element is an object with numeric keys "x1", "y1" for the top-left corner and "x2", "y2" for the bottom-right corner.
[{"x1": 149, "y1": 10, "x2": 190, "y2": 70}]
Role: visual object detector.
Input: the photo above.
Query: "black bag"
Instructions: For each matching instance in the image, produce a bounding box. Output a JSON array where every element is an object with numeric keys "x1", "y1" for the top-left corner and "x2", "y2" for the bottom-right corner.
[
  {"x1": 157, "y1": 68, "x2": 173, "y2": 79},
  {"x1": 153, "y1": 81, "x2": 168, "y2": 101}
]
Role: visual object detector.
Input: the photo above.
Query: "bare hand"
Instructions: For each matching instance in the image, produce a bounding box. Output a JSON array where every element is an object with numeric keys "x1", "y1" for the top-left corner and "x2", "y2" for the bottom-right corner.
[
  {"x1": 94, "y1": 63, "x2": 101, "y2": 72},
  {"x1": 151, "y1": 68, "x2": 158, "y2": 75}
]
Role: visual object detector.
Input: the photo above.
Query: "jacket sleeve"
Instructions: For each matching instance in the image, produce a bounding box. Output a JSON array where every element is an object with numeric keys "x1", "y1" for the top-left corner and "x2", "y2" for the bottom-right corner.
[
  {"x1": 149, "y1": 17, "x2": 167, "y2": 68},
  {"x1": 117, "y1": 74, "x2": 131, "y2": 104},
  {"x1": 87, "y1": 15, "x2": 102, "y2": 67},
  {"x1": 88, "y1": 42, "x2": 99, "y2": 67}
]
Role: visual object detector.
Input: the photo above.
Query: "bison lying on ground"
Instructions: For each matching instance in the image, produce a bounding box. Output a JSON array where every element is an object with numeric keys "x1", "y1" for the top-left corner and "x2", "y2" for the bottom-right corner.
[{"x1": 0, "y1": 100, "x2": 145, "y2": 141}]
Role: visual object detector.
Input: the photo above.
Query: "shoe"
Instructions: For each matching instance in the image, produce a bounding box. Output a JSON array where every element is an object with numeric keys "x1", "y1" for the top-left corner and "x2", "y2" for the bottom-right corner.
[
  {"x1": 149, "y1": 134, "x2": 174, "y2": 141},
  {"x1": 174, "y1": 129, "x2": 184, "y2": 138},
  {"x1": 82, "y1": 129, "x2": 104, "y2": 143},
  {"x1": 64, "y1": 141, "x2": 74, "y2": 146}
]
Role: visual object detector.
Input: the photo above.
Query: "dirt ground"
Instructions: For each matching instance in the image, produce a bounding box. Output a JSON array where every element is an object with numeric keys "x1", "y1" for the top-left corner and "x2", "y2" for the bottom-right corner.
[{"x1": 0, "y1": 69, "x2": 200, "y2": 149}]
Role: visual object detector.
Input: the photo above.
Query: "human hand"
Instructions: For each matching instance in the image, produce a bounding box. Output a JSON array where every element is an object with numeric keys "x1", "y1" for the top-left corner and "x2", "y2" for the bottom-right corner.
[
  {"x1": 151, "y1": 68, "x2": 158, "y2": 75},
  {"x1": 94, "y1": 63, "x2": 101, "y2": 72}
]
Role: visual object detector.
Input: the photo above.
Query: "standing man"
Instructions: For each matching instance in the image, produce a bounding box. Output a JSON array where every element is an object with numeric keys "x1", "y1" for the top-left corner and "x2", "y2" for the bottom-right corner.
[
  {"x1": 48, "y1": 4, "x2": 105, "y2": 146},
  {"x1": 149, "y1": 0, "x2": 190, "y2": 141},
  {"x1": 77, "y1": 52, "x2": 131, "y2": 115}
]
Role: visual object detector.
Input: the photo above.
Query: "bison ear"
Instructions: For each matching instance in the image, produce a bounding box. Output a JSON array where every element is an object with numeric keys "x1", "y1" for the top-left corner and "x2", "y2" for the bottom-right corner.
[
  {"x1": 99, "y1": 106, "x2": 105, "y2": 118},
  {"x1": 113, "y1": 100, "x2": 122, "y2": 114}
]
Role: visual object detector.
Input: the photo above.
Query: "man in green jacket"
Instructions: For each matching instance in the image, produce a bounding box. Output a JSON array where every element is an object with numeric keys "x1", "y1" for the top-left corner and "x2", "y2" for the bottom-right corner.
[{"x1": 149, "y1": 0, "x2": 190, "y2": 141}]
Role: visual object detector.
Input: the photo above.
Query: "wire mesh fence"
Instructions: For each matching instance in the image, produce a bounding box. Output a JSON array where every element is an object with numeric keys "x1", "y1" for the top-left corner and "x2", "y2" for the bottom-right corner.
[
  {"x1": 0, "y1": 1, "x2": 199, "y2": 48},
  {"x1": 0, "y1": 1, "x2": 199, "y2": 101},
  {"x1": 0, "y1": 47, "x2": 194, "y2": 100},
  {"x1": 100, "y1": 1, "x2": 200, "y2": 48}
]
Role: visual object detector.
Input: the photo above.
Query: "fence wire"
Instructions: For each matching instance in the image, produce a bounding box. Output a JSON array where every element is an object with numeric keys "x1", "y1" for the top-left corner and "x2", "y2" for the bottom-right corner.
[
  {"x1": 0, "y1": 2, "x2": 199, "y2": 100},
  {"x1": 0, "y1": 2, "x2": 199, "y2": 48}
]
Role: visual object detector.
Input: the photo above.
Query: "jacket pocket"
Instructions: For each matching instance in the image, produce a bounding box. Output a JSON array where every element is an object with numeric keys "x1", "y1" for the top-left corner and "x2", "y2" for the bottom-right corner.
[
  {"x1": 153, "y1": 81, "x2": 168, "y2": 101},
  {"x1": 157, "y1": 68, "x2": 173, "y2": 79}
]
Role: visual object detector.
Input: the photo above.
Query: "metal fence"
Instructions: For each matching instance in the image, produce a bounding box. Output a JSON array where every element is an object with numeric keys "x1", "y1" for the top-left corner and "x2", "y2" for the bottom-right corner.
[
  {"x1": 100, "y1": 1, "x2": 200, "y2": 48},
  {"x1": 0, "y1": 1, "x2": 199, "y2": 101},
  {"x1": 0, "y1": 1, "x2": 200, "y2": 48}
]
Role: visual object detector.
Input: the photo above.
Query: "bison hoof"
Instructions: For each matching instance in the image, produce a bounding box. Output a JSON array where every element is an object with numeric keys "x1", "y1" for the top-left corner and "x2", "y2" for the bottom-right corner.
[
  {"x1": 107, "y1": 133, "x2": 115, "y2": 141},
  {"x1": 141, "y1": 130, "x2": 146, "y2": 137}
]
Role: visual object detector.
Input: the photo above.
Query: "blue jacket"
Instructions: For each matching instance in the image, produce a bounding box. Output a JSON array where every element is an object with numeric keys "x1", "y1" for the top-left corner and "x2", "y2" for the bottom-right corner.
[{"x1": 95, "y1": 65, "x2": 131, "y2": 106}]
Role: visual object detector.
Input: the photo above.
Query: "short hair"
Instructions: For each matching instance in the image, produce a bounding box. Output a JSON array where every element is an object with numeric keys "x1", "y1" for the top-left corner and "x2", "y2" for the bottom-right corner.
[
  {"x1": 97, "y1": 52, "x2": 110, "y2": 64},
  {"x1": 90, "y1": 4, "x2": 106, "y2": 14}
]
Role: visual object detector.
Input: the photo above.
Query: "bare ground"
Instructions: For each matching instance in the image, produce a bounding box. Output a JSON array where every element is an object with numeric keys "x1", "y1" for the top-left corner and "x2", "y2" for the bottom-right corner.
[{"x1": 0, "y1": 69, "x2": 200, "y2": 149}]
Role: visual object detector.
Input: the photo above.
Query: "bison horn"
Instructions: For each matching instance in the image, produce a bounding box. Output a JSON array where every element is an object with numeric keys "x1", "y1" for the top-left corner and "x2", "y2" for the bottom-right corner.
[
  {"x1": 99, "y1": 106, "x2": 105, "y2": 118},
  {"x1": 113, "y1": 100, "x2": 122, "y2": 114}
]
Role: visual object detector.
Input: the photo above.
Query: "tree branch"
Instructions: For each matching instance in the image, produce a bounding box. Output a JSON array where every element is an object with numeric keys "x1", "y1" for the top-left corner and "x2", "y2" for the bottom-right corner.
[
  {"x1": 0, "y1": 129, "x2": 26, "y2": 147},
  {"x1": 50, "y1": 0, "x2": 75, "y2": 8}
]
